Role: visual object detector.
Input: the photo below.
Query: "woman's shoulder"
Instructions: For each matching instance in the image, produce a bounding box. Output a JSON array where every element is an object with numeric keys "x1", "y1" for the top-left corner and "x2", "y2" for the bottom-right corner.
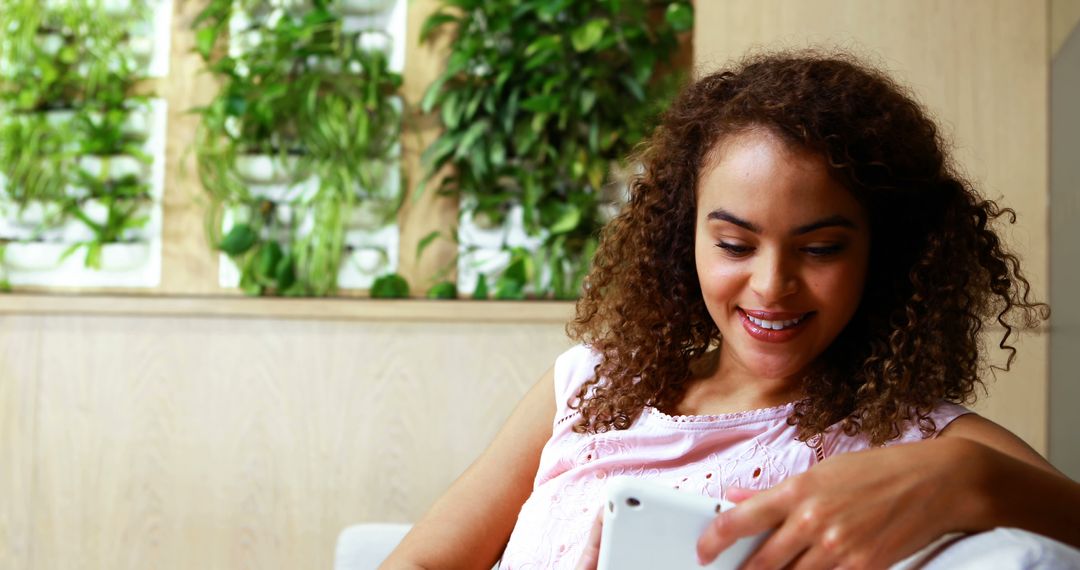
[
  {"x1": 552, "y1": 344, "x2": 603, "y2": 406},
  {"x1": 822, "y1": 401, "x2": 974, "y2": 457}
]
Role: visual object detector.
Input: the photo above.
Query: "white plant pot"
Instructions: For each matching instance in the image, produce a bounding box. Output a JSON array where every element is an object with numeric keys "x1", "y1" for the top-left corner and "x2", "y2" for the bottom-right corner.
[
  {"x1": 349, "y1": 246, "x2": 388, "y2": 275},
  {"x1": 44, "y1": 109, "x2": 77, "y2": 127},
  {"x1": 245, "y1": 175, "x2": 316, "y2": 204},
  {"x1": 2, "y1": 242, "x2": 62, "y2": 272},
  {"x1": 101, "y1": 0, "x2": 132, "y2": 15},
  {"x1": 235, "y1": 154, "x2": 300, "y2": 185},
  {"x1": 3, "y1": 200, "x2": 65, "y2": 229},
  {"x1": 121, "y1": 107, "x2": 152, "y2": 139},
  {"x1": 338, "y1": 0, "x2": 396, "y2": 15},
  {"x1": 127, "y1": 35, "x2": 155, "y2": 65},
  {"x1": 78, "y1": 155, "x2": 149, "y2": 181},
  {"x1": 269, "y1": 0, "x2": 311, "y2": 11},
  {"x1": 459, "y1": 209, "x2": 509, "y2": 250},
  {"x1": 78, "y1": 199, "x2": 111, "y2": 227},
  {"x1": 349, "y1": 199, "x2": 395, "y2": 230},
  {"x1": 38, "y1": 33, "x2": 65, "y2": 56},
  {"x1": 355, "y1": 30, "x2": 392, "y2": 53},
  {"x1": 99, "y1": 242, "x2": 151, "y2": 272},
  {"x1": 66, "y1": 199, "x2": 151, "y2": 242}
]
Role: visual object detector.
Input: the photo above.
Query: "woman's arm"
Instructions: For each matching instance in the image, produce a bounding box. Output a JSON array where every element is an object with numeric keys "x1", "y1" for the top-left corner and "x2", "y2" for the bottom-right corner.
[
  {"x1": 938, "y1": 414, "x2": 1080, "y2": 546},
  {"x1": 380, "y1": 367, "x2": 557, "y2": 569},
  {"x1": 695, "y1": 415, "x2": 1080, "y2": 569}
]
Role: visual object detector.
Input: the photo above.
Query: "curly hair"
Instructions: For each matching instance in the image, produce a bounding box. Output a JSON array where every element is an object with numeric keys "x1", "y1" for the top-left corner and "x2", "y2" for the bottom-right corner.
[{"x1": 566, "y1": 49, "x2": 1049, "y2": 446}]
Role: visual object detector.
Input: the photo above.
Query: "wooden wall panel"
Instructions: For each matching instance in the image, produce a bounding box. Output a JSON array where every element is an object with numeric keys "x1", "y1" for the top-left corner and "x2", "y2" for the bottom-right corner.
[
  {"x1": 0, "y1": 317, "x2": 39, "y2": 569},
  {"x1": 8, "y1": 313, "x2": 570, "y2": 570},
  {"x1": 694, "y1": 0, "x2": 1050, "y2": 452}
]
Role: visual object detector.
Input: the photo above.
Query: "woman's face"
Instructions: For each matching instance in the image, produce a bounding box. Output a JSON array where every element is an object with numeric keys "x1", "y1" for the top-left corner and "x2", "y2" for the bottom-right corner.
[{"x1": 694, "y1": 129, "x2": 870, "y2": 382}]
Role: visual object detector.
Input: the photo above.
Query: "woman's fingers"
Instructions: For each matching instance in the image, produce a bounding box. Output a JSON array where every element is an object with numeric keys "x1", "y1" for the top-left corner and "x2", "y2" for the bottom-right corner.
[
  {"x1": 573, "y1": 508, "x2": 604, "y2": 570},
  {"x1": 697, "y1": 486, "x2": 790, "y2": 564},
  {"x1": 726, "y1": 486, "x2": 761, "y2": 503},
  {"x1": 735, "y1": 508, "x2": 818, "y2": 570}
]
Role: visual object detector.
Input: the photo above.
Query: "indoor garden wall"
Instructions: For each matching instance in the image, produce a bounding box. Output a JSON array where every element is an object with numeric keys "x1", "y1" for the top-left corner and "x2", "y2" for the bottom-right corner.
[
  {"x1": 193, "y1": 0, "x2": 409, "y2": 297},
  {"x1": 419, "y1": 0, "x2": 692, "y2": 300},
  {"x1": 0, "y1": 0, "x2": 172, "y2": 288}
]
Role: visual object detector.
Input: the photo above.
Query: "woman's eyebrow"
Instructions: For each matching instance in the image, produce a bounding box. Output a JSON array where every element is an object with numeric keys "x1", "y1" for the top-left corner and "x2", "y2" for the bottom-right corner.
[
  {"x1": 792, "y1": 215, "x2": 857, "y2": 235},
  {"x1": 706, "y1": 209, "x2": 761, "y2": 232},
  {"x1": 706, "y1": 209, "x2": 856, "y2": 235}
]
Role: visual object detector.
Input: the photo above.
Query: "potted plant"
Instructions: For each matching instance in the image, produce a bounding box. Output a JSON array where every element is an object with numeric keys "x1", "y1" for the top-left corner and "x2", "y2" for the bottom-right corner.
[
  {"x1": 193, "y1": 0, "x2": 405, "y2": 296},
  {"x1": 419, "y1": 0, "x2": 692, "y2": 299},
  {"x1": 0, "y1": 0, "x2": 161, "y2": 275}
]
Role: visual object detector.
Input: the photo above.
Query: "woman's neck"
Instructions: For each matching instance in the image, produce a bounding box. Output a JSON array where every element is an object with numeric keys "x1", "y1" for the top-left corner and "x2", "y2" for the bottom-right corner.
[{"x1": 673, "y1": 348, "x2": 804, "y2": 416}]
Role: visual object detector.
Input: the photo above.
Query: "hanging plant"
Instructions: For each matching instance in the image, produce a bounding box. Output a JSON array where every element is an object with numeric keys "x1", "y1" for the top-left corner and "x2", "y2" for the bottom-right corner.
[
  {"x1": 419, "y1": 0, "x2": 692, "y2": 300},
  {"x1": 0, "y1": 0, "x2": 158, "y2": 271},
  {"x1": 193, "y1": 0, "x2": 405, "y2": 296}
]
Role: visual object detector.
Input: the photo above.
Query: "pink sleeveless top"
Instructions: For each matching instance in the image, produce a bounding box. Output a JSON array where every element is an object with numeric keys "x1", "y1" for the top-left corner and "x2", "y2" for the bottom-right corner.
[{"x1": 499, "y1": 345, "x2": 971, "y2": 569}]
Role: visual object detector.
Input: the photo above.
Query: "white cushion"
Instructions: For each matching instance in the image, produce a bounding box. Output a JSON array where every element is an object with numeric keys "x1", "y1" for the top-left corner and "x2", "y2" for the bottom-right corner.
[{"x1": 334, "y1": 523, "x2": 413, "y2": 570}]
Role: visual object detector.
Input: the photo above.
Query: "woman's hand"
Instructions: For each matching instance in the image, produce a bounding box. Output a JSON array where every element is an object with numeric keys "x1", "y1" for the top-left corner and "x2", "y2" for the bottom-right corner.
[
  {"x1": 697, "y1": 437, "x2": 988, "y2": 569},
  {"x1": 574, "y1": 510, "x2": 604, "y2": 570}
]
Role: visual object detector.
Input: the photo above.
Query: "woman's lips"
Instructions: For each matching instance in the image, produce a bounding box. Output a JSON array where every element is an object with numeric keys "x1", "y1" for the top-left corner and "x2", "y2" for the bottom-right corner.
[{"x1": 738, "y1": 308, "x2": 815, "y2": 343}]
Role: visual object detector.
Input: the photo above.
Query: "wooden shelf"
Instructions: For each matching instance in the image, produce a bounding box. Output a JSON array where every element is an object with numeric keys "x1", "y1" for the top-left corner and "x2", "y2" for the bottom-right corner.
[{"x1": 0, "y1": 293, "x2": 577, "y2": 323}]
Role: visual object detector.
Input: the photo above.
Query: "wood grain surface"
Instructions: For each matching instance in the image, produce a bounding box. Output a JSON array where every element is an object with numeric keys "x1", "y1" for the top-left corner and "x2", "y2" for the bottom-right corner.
[{"x1": 2, "y1": 313, "x2": 572, "y2": 569}]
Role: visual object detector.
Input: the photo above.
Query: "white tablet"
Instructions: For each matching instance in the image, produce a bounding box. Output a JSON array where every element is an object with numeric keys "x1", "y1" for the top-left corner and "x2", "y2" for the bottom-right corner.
[{"x1": 597, "y1": 476, "x2": 769, "y2": 570}]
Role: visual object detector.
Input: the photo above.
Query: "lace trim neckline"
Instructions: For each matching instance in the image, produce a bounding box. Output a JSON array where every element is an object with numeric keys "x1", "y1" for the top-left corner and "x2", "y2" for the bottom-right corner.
[{"x1": 644, "y1": 401, "x2": 796, "y2": 425}]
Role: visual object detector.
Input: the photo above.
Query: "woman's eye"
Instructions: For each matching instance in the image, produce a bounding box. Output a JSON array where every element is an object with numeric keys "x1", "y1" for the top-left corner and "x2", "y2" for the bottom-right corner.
[
  {"x1": 716, "y1": 242, "x2": 753, "y2": 257},
  {"x1": 802, "y1": 244, "x2": 845, "y2": 257}
]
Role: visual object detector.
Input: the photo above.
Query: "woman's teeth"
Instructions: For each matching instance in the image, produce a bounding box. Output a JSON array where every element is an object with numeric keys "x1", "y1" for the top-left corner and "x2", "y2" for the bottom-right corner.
[{"x1": 746, "y1": 314, "x2": 806, "y2": 330}]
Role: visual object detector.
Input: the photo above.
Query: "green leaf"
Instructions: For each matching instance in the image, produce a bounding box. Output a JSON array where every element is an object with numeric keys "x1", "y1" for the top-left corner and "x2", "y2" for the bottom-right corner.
[
  {"x1": 619, "y1": 74, "x2": 646, "y2": 102},
  {"x1": 420, "y1": 12, "x2": 458, "y2": 43},
  {"x1": 524, "y1": 35, "x2": 562, "y2": 58},
  {"x1": 502, "y1": 254, "x2": 529, "y2": 284},
  {"x1": 415, "y1": 230, "x2": 441, "y2": 260},
  {"x1": 580, "y1": 89, "x2": 597, "y2": 115},
  {"x1": 370, "y1": 273, "x2": 410, "y2": 298},
  {"x1": 520, "y1": 94, "x2": 559, "y2": 114},
  {"x1": 472, "y1": 273, "x2": 489, "y2": 299},
  {"x1": 219, "y1": 224, "x2": 258, "y2": 256},
  {"x1": 275, "y1": 253, "x2": 296, "y2": 291},
  {"x1": 421, "y1": 73, "x2": 450, "y2": 114},
  {"x1": 493, "y1": 279, "x2": 525, "y2": 300},
  {"x1": 426, "y1": 281, "x2": 457, "y2": 299},
  {"x1": 195, "y1": 25, "x2": 218, "y2": 59},
  {"x1": 454, "y1": 119, "x2": 489, "y2": 160},
  {"x1": 441, "y1": 90, "x2": 462, "y2": 129},
  {"x1": 549, "y1": 204, "x2": 582, "y2": 234},
  {"x1": 570, "y1": 19, "x2": 608, "y2": 53},
  {"x1": 422, "y1": 134, "x2": 458, "y2": 169},
  {"x1": 255, "y1": 242, "x2": 283, "y2": 285},
  {"x1": 665, "y1": 2, "x2": 694, "y2": 32}
]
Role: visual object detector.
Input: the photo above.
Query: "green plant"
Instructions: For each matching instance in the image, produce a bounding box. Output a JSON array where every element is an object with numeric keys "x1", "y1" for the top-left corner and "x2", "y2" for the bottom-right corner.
[
  {"x1": 193, "y1": 0, "x2": 405, "y2": 296},
  {"x1": 370, "y1": 272, "x2": 409, "y2": 298},
  {"x1": 0, "y1": 0, "x2": 157, "y2": 270},
  {"x1": 420, "y1": 0, "x2": 692, "y2": 299}
]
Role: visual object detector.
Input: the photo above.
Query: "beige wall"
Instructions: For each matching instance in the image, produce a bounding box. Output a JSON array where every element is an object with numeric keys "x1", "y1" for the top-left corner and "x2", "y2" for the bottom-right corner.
[
  {"x1": 0, "y1": 305, "x2": 574, "y2": 570},
  {"x1": 1050, "y1": 4, "x2": 1080, "y2": 479}
]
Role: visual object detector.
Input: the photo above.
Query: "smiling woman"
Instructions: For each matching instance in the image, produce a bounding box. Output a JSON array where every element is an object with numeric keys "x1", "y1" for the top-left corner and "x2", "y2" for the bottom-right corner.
[
  {"x1": 381, "y1": 49, "x2": 1079, "y2": 570},
  {"x1": 693, "y1": 130, "x2": 870, "y2": 403}
]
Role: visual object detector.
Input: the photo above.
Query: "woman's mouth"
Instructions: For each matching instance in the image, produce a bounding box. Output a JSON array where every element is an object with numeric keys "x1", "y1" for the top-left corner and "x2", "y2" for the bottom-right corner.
[{"x1": 738, "y1": 308, "x2": 815, "y2": 342}]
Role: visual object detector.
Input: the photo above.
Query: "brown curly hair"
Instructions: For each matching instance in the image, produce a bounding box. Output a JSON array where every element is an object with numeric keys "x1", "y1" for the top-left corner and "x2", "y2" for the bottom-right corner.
[{"x1": 566, "y1": 49, "x2": 1049, "y2": 446}]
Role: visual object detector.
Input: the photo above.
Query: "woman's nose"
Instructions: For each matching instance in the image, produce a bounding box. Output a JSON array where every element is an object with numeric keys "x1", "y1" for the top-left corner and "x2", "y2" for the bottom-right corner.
[{"x1": 749, "y1": 250, "x2": 798, "y2": 302}]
